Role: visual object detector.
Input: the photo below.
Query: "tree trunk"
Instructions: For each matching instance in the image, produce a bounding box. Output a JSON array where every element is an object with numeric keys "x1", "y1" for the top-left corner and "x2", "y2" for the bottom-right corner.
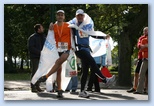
[
  {"x1": 118, "y1": 30, "x2": 132, "y2": 86},
  {"x1": 20, "y1": 58, "x2": 23, "y2": 70},
  {"x1": 14, "y1": 57, "x2": 17, "y2": 68},
  {"x1": 117, "y1": 4, "x2": 148, "y2": 87}
]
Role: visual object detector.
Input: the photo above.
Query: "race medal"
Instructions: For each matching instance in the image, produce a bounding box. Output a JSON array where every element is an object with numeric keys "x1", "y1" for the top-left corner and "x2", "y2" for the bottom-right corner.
[{"x1": 58, "y1": 42, "x2": 68, "y2": 52}]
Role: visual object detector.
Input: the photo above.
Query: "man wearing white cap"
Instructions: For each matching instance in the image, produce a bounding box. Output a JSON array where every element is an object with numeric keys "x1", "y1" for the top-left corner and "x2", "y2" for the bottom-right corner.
[{"x1": 69, "y1": 9, "x2": 116, "y2": 98}]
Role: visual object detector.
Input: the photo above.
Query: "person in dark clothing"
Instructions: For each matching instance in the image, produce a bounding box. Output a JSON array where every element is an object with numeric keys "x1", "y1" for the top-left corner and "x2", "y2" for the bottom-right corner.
[
  {"x1": 68, "y1": 9, "x2": 116, "y2": 98},
  {"x1": 87, "y1": 64, "x2": 101, "y2": 92},
  {"x1": 27, "y1": 24, "x2": 46, "y2": 92},
  {"x1": 87, "y1": 37, "x2": 108, "y2": 93}
]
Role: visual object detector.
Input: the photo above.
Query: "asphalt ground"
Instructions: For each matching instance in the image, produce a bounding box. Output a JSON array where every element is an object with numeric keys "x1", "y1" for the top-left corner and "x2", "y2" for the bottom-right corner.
[{"x1": 4, "y1": 81, "x2": 148, "y2": 100}]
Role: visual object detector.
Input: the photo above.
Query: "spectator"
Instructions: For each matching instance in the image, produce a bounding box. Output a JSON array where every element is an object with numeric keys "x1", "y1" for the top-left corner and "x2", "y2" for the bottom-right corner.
[
  {"x1": 134, "y1": 27, "x2": 148, "y2": 94},
  {"x1": 27, "y1": 24, "x2": 46, "y2": 92},
  {"x1": 127, "y1": 27, "x2": 148, "y2": 93}
]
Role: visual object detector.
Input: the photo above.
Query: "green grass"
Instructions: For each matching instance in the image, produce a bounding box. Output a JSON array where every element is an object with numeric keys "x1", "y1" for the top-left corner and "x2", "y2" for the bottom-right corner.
[
  {"x1": 111, "y1": 71, "x2": 134, "y2": 76},
  {"x1": 4, "y1": 71, "x2": 134, "y2": 81},
  {"x1": 4, "y1": 73, "x2": 31, "y2": 81}
]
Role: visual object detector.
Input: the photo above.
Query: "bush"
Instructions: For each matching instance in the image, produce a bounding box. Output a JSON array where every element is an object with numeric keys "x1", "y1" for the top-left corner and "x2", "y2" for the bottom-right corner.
[
  {"x1": 109, "y1": 65, "x2": 118, "y2": 72},
  {"x1": 4, "y1": 61, "x2": 17, "y2": 73}
]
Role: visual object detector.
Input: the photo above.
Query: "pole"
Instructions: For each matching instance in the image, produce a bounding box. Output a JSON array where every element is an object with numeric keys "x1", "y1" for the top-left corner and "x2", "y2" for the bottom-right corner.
[{"x1": 50, "y1": 4, "x2": 55, "y2": 22}]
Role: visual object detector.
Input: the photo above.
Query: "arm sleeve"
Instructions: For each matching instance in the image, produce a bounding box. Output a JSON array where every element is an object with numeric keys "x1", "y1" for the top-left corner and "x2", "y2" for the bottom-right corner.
[
  {"x1": 137, "y1": 36, "x2": 142, "y2": 49},
  {"x1": 28, "y1": 36, "x2": 40, "y2": 56},
  {"x1": 91, "y1": 35, "x2": 106, "y2": 39}
]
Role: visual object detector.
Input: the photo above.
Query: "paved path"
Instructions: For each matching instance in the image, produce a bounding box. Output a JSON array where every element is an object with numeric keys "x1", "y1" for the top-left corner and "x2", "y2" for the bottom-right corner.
[{"x1": 4, "y1": 81, "x2": 148, "y2": 100}]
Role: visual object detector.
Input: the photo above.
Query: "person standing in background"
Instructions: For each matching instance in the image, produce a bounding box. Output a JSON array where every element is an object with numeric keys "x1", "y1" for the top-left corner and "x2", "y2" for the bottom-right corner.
[
  {"x1": 27, "y1": 24, "x2": 46, "y2": 93},
  {"x1": 87, "y1": 37, "x2": 107, "y2": 92},
  {"x1": 65, "y1": 76, "x2": 78, "y2": 94},
  {"x1": 133, "y1": 27, "x2": 148, "y2": 94},
  {"x1": 127, "y1": 27, "x2": 148, "y2": 93}
]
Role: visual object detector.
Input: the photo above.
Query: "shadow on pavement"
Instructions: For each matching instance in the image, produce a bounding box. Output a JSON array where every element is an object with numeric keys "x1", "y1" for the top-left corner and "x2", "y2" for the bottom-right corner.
[{"x1": 90, "y1": 92, "x2": 135, "y2": 100}]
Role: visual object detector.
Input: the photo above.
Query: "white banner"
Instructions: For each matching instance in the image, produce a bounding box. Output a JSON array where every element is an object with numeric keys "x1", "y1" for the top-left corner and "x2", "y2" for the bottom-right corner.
[{"x1": 31, "y1": 30, "x2": 71, "y2": 91}]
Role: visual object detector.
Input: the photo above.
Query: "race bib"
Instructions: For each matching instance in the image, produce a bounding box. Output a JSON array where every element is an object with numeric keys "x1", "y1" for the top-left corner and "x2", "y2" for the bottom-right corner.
[
  {"x1": 57, "y1": 42, "x2": 68, "y2": 52},
  {"x1": 78, "y1": 31, "x2": 88, "y2": 38}
]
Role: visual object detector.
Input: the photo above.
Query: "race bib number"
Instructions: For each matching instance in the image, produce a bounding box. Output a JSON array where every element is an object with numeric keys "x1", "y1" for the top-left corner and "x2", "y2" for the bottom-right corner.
[
  {"x1": 78, "y1": 31, "x2": 88, "y2": 38},
  {"x1": 58, "y1": 42, "x2": 68, "y2": 52}
]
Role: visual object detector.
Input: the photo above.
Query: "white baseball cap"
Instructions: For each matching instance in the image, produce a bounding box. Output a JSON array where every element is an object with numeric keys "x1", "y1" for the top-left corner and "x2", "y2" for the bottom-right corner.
[
  {"x1": 76, "y1": 9, "x2": 84, "y2": 15},
  {"x1": 57, "y1": 10, "x2": 65, "y2": 14}
]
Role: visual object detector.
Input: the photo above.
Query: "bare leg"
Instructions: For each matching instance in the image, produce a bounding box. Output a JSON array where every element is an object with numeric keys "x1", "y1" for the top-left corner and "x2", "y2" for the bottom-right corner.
[
  {"x1": 36, "y1": 52, "x2": 69, "y2": 97},
  {"x1": 57, "y1": 67, "x2": 62, "y2": 90},
  {"x1": 46, "y1": 53, "x2": 69, "y2": 77}
]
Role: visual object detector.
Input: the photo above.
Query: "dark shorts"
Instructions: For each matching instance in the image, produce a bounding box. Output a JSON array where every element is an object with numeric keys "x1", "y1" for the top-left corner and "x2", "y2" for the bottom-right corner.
[
  {"x1": 135, "y1": 59, "x2": 148, "y2": 74},
  {"x1": 58, "y1": 50, "x2": 70, "y2": 57}
]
